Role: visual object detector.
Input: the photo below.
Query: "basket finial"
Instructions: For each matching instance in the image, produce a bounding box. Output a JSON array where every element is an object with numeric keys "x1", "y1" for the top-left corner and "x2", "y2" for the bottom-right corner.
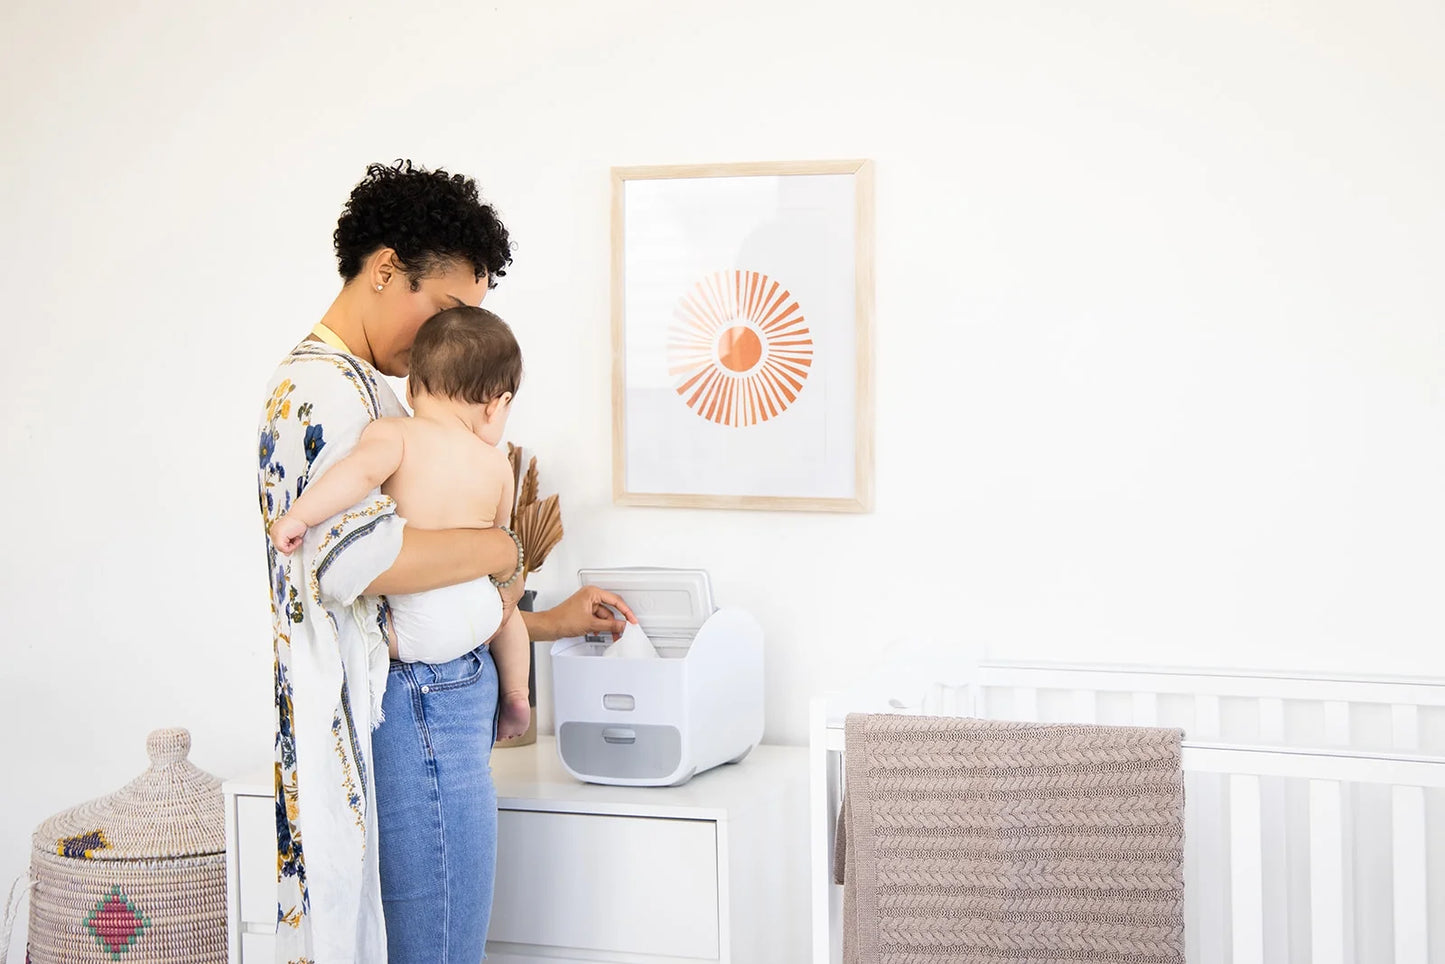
[{"x1": 146, "y1": 728, "x2": 191, "y2": 766}]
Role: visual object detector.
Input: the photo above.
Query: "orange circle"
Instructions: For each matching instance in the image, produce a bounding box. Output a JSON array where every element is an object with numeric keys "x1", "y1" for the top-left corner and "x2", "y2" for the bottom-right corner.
[
  {"x1": 717, "y1": 326, "x2": 762, "y2": 373},
  {"x1": 667, "y1": 270, "x2": 813, "y2": 427}
]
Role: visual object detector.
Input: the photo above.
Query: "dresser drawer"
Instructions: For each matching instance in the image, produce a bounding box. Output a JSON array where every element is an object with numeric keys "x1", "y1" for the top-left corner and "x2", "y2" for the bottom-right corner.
[
  {"x1": 240, "y1": 930, "x2": 275, "y2": 962},
  {"x1": 235, "y1": 794, "x2": 276, "y2": 925},
  {"x1": 488, "y1": 809, "x2": 720, "y2": 960}
]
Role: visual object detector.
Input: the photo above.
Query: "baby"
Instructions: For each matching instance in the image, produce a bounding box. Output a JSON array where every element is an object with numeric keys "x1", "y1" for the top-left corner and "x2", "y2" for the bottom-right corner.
[{"x1": 269, "y1": 306, "x2": 531, "y2": 740}]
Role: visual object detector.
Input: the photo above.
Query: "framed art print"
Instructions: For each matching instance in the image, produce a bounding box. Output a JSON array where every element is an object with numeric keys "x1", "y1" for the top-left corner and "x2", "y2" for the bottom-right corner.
[{"x1": 611, "y1": 160, "x2": 874, "y2": 512}]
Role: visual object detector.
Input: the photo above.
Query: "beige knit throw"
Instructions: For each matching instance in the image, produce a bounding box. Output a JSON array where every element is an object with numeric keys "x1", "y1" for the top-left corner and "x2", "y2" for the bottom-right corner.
[{"x1": 835, "y1": 714, "x2": 1185, "y2": 964}]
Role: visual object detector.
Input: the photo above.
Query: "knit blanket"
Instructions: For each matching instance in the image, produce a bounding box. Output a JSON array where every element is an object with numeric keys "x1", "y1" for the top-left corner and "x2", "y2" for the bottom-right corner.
[{"x1": 835, "y1": 714, "x2": 1185, "y2": 964}]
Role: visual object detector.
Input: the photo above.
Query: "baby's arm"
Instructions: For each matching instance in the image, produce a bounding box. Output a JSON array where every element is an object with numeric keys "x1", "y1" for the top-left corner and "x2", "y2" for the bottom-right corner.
[
  {"x1": 269, "y1": 419, "x2": 407, "y2": 555},
  {"x1": 493, "y1": 451, "x2": 516, "y2": 531}
]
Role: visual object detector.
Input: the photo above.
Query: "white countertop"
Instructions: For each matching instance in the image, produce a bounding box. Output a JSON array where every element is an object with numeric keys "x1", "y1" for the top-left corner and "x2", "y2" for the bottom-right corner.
[{"x1": 224, "y1": 737, "x2": 806, "y2": 821}]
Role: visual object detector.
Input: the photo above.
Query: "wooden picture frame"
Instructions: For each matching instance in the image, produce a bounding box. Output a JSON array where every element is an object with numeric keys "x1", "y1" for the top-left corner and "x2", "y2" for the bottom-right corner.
[{"x1": 611, "y1": 160, "x2": 875, "y2": 512}]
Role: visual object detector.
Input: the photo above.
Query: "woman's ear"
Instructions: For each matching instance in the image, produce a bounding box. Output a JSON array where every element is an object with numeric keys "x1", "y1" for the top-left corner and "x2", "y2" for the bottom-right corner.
[{"x1": 368, "y1": 248, "x2": 400, "y2": 292}]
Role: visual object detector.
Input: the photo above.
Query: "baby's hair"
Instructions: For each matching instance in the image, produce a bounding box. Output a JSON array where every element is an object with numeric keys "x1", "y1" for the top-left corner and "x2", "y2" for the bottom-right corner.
[{"x1": 408, "y1": 306, "x2": 522, "y2": 404}]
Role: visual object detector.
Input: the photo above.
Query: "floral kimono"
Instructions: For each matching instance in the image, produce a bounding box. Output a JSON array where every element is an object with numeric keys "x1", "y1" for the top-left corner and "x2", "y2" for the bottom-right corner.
[{"x1": 256, "y1": 340, "x2": 406, "y2": 963}]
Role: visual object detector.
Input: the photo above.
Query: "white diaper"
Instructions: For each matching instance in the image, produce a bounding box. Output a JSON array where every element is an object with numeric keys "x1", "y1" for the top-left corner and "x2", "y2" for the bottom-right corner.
[{"x1": 388, "y1": 575, "x2": 504, "y2": 665}]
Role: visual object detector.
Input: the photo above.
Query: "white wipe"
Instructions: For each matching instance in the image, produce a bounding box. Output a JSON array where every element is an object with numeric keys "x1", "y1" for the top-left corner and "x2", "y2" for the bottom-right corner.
[{"x1": 602, "y1": 620, "x2": 660, "y2": 659}]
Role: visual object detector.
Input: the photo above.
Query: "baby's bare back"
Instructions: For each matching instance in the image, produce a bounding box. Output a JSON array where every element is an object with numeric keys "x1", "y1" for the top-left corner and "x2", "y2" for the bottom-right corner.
[{"x1": 380, "y1": 418, "x2": 510, "y2": 530}]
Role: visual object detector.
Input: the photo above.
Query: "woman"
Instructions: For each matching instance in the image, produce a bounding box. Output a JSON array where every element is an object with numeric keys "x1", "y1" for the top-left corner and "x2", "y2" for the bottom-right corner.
[{"x1": 256, "y1": 160, "x2": 634, "y2": 964}]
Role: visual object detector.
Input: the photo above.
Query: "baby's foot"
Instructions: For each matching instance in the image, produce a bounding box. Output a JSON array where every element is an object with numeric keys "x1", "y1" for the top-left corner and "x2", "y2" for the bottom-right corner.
[{"x1": 497, "y1": 691, "x2": 531, "y2": 742}]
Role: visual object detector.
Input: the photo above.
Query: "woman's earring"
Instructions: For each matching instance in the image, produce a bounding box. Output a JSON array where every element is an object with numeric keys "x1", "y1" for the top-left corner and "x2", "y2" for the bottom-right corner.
[{"x1": 376, "y1": 284, "x2": 384, "y2": 291}]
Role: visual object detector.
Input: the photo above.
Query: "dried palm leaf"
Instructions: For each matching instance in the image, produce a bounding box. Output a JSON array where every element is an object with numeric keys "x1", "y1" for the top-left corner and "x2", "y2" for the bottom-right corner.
[
  {"x1": 506, "y1": 443, "x2": 524, "y2": 516},
  {"x1": 536, "y1": 496, "x2": 564, "y2": 563},
  {"x1": 513, "y1": 499, "x2": 537, "y2": 547},
  {"x1": 517, "y1": 494, "x2": 564, "y2": 574},
  {"x1": 518, "y1": 456, "x2": 539, "y2": 510}
]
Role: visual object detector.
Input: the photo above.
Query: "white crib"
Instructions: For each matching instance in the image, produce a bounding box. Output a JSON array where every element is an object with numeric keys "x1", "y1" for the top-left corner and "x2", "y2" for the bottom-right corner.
[{"x1": 809, "y1": 662, "x2": 1445, "y2": 964}]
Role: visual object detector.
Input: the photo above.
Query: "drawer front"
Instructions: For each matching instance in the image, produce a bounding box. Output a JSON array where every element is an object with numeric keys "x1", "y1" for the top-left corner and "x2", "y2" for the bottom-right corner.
[
  {"x1": 235, "y1": 794, "x2": 277, "y2": 925},
  {"x1": 240, "y1": 931, "x2": 275, "y2": 962},
  {"x1": 488, "y1": 809, "x2": 720, "y2": 960},
  {"x1": 557, "y1": 721, "x2": 683, "y2": 782}
]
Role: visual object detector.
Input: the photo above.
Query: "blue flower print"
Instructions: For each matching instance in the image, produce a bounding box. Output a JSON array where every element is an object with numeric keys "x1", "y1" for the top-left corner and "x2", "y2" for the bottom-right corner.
[
  {"x1": 259, "y1": 430, "x2": 276, "y2": 468},
  {"x1": 304, "y1": 424, "x2": 325, "y2": 465}
]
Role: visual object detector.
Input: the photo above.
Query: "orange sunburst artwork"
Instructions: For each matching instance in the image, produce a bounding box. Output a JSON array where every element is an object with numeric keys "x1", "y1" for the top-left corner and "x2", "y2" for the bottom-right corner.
[{"x1": 667, "y1": 270, "x2": 814, "y2": 427}]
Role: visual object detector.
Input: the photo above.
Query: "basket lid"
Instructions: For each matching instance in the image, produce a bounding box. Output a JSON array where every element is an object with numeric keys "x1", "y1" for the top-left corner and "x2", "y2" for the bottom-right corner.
[{"x1": 33, "y1": 728, "x2": 226, "y2": 861}]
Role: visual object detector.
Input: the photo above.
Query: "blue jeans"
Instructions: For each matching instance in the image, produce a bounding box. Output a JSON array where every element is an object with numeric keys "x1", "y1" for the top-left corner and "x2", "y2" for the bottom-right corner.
[{"x1": 374, "y1": 644, "x2": 499, "y2": 963}]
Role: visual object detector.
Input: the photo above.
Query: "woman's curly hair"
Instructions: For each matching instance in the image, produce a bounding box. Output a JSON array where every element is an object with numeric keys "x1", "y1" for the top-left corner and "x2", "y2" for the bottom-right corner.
[{"x1": 333, "y1": 160, "x2": 513, "y2": 289}]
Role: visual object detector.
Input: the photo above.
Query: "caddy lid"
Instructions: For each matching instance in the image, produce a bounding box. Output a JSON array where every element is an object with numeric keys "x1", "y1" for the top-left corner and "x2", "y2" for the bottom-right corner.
[{"x1": 577, "y1": 567, "x2": 716, "y2": 638}]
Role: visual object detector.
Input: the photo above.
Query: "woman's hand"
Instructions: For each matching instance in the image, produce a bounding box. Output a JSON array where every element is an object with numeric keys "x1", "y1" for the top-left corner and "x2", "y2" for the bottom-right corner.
[
  {"x1": 558, "y1": 586, "x2": 637, "y2": 639},
  {"x1": 520, "y1": 586, "x2": 637, "y2": 642}
]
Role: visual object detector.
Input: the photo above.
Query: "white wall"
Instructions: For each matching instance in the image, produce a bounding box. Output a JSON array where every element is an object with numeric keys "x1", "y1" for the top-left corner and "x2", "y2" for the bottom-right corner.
[{"x1": 3, "y1": 0, "x2": 1443, "y2": 955}]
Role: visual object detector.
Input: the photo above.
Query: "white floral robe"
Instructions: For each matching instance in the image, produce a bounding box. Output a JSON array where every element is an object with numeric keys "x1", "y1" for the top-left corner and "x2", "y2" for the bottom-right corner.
[{"x1": 256, "y1": 341, "x2": 406, "y2": 963}]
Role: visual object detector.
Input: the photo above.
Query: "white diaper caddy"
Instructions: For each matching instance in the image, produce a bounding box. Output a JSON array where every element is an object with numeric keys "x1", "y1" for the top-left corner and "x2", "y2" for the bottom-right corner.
[{"x1": 549, "y1": 567, "x2": 763, "y2": 786}]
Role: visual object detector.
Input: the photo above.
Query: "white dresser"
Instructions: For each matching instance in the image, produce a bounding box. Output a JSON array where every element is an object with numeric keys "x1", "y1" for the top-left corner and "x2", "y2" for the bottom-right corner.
[{"x1": 223, "y1": 737, "x2": 809, "y2": 963}]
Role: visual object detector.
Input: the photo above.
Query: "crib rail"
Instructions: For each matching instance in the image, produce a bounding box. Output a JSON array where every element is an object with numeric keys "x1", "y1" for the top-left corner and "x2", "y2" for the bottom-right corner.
[
  {"x1": 810, "y1": 662, "x2": 1445, "y2": 964},
  {"x1": 1183, "y1": 743, "x2": 1445, "y2": 964}
]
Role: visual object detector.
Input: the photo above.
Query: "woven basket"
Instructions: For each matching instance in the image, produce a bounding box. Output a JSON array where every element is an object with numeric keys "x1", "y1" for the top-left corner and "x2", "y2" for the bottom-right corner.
[{"x1": 27, "y1": 728, "x2": 227, "y2": 963}]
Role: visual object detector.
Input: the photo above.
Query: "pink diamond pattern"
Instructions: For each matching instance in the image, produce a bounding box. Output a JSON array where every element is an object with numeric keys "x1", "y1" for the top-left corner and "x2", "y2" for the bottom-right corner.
[{"x1": 83, "y1": 887, "x2": 150, "y2": 959}]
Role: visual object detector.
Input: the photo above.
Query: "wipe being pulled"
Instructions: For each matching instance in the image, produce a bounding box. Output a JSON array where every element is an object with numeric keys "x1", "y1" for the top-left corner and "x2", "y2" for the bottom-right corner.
[{"x1": 603, "y1": 620, "x2": 659, "y2": 659}]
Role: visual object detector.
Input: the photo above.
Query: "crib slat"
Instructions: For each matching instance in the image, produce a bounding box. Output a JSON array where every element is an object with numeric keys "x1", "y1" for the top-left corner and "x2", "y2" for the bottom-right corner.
[
  {"x1": 1194, "y1": 693, "x2": 1221, "y2": 740},
  {"x1": 1186, "y1": 772, "x2": 1227, "y2": 964},
  {"x1": 1392, "y1": 785, "x2": 1428, "y2": 964},
  {"x1": 1389, "y1": 701, "x2": 1426, "y2": 962},
  {"x1": 1392, "y1": 703, "x2": 1419, "y2": 751},
  {"x1": 1319, "y1": 701, "x2": 1355, "y2": 964},
  {"x1": 1190, "y1": 688, "x2": 1227, "y2": 964},
  {"x1": 1309, "y1": 780, "x2": 1346, "y2": 964},
  {"x1": 1323, "y1": 700, "x2": 1351, "y2": 744},
  {"x1": 1254, "y1": 698, "x2": 1290, "y2": 964},
  {"x1": 1071, "y1": 689, "x2": 1096, "y2": 723},
  {"x1": 1014, "y1": 687, "x2": 1038, "y2": 721},
  {"x1": 1131, "y1": 691, "x2": 1158, "y2": 725},
  {"x1": 1229, "y1": 774, "x2": 1265, "y2": 964},
  {"x1": 1186, "y1": 687, "x2": 1227, "y2": 964},
  {"x1": 1259, "y1": 697, "x2": 1285, "y2": 742},
  {"x1": 968, "y1": 683, "x2": 985, "y2": 717},
  {"x1": 1253, "y1": 695, "x2": 1289, "y2": 963}
]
